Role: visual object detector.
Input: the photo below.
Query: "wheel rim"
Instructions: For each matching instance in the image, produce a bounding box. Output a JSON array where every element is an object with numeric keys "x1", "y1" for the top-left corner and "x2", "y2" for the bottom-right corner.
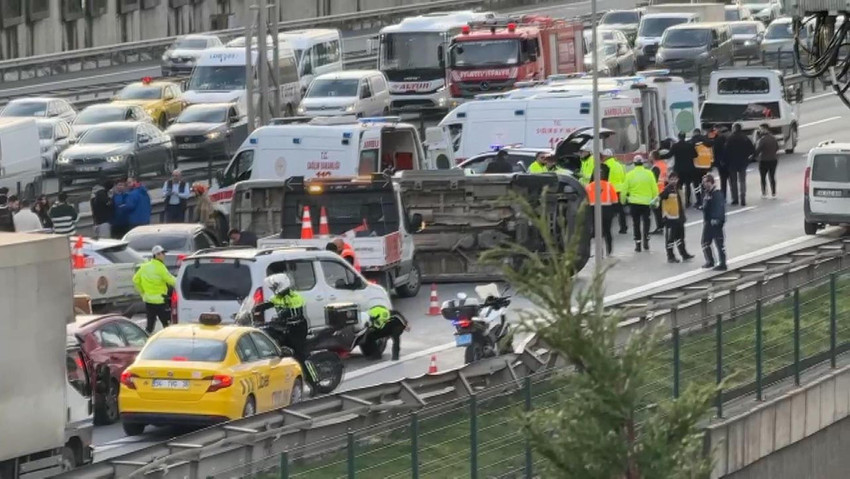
[
  {"x1": 105, "y1": 382, "x2": 119, "y2": 422},
  {"x1": 407, "y1": 265, "x2": 420, "y2": 292}
]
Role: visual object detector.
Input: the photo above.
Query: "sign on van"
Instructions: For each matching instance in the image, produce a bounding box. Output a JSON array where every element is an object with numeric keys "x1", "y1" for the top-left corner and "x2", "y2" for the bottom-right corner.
[{"x1": 208, "y1": 52, "x2": 241, "y2": 62}]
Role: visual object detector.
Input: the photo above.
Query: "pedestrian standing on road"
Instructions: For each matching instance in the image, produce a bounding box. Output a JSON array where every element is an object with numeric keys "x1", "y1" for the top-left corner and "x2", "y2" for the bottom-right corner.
[
  {"x1": 585, "y1": 163, "x2": 619, "y2": 255},
  {"x1": 133, "y1": 245, "x2": 177, "y2": 334},
  {"x1": 125, "y1": 178, "x2": 152, "y2": 231},
  {"x1": 701, "y1": 174, "x2": 727, "y2": 271},
  {"x1": 90, "y1": 180, "x2": 113, "y2": 239},
  {"x1": 364, "y1": 305, "x2": 410, "y2": 361},
  {"x1": 659, "y1": 172, "x2": 694, "y2": 263},
  {"x1": 724, "y1": 123, "x2": 755, "y2": 206},
  {"x1": 603, "y1": 150, "x2": 628, "y2": 234},
  {"x1": 162, "y1": 169, "x2": 192, "y2": 223},
  {"x1": 659, "y1": 132, "x2": 698, "y2": 207},
  {"x1": 754, "y1": 123, "x2": 779, "y2": 199},
  {"x1": 579, "y1": 148, "x2": 595, "y2": 185},
  {"x1": 111, "y1": 179, "x2": 131, "y2": 239},
  {"x1": 13, "y1": 200, "x2": 44, "y2": 232},
  {"x1": 709, "y1": 126, "x2": 730, "y2": 200},
  {"x1": 623, "y1": 155, "x2": 659, "y2": 252},
  {"x1": 0, "y1": 188, "x2": 15, "y2": 232},
  {"x1": 33, "y1": 194, "x2": 52, "y2": 229},
  {"x1": 650, "y1": 150, "x2": 667, "y2": 235},
  {"x1": 49, "y1": 192, "x2": 79, "y2": 235}
]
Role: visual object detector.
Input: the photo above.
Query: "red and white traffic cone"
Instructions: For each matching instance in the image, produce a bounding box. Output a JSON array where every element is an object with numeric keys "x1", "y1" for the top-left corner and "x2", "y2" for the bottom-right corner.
[
  {"x1": 427, "y1": 283, "x2": 440, "y2": 316},
  {"x1": 318, "y1": 206, "x2": 330, "y2": 238},
  {"x1": 428, "y1": 354, "x2": 438, "y2": 374},
  {"x1": 300, "y1": 206, "x2": 314, "y2": 239}
]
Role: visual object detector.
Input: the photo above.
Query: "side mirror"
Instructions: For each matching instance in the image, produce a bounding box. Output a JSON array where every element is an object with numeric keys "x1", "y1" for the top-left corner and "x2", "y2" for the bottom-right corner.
[
  {"x1": 181, "y1": 80, "x2": 189, "y2": 91},
  {"x1": 215, "y1": 169, "x2": 225, "y2": 184},
  {"x1": 230, "y1": 116, "x2": 240, "y2": 124},
  {"x1": 410, "y1": 213, "x2": 424, "y2": 232},
  {"x1": 437, "y1": 45, "x2": 445, "y2": 69},
  {"x1": 138, "y1": 135, "x2": 150, "y2": 144}
]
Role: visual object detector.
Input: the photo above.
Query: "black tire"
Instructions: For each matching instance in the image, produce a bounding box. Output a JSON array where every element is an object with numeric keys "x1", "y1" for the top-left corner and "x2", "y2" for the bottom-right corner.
[
  {"x1": 160, "y1": 152, "x2": 176, "y2": 176},
  {"x1": 242, "y1": 395, "x2": 256, "y2": 417},
  {"x1": 395, "y1": 261, "x2": 422, "y2": 298},
  {"x1": 126, "y1": 159, "x2": 138, "y2": 180},
  {"x1": 60, "y1": 446, "x2": 77, "y2": 471},
  {"x1": 94, "y1": 380, "x2": 120, "y2": 425},
  {"x1": 305, "y1": 350, "x2": 343, "y2": 394},
  {"x1": 290, "y1": 377, "x2": 304, "y2": 404},
  {"x1": 359, "y1": 335, "x2": 388, "y2": 360},
  {"x1": 122, "y1": 422, "x2": 145, "y2": 436},
  {"x1": 464, "y1": 342, "x2": 484, "y2": 364},
  {"x1": 804, "y1": 221, "x2": 818, "y2": 235},
  {"x1": 382, "y1": 107, "x2": 390, "y2": 115}
]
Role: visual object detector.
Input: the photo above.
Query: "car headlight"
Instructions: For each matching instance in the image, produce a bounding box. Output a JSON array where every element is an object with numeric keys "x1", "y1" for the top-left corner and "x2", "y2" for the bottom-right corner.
[
  {"x1": 56, "y1": 155, "x2": 69, "y2": 164},
  {"x1": 106, "y1": 155, "x2": 125, "y2": 163},
  {"x1": 744, "y1": 40, "x2": 755, "y2": 46},
  {"x1": 162, "y1": 54, "x2": 170, "y2": 61},
  {"x1": 297, "y1": 105, "x2": 306, "y2": 114},
  {"x1": 206, "y1": 131, "x2": 222, "y2": 140},
  {"x1": 345, "y1": 104, "x2": 356, "y2": 113},
  {"x1": 437, "y1": 97, "x2": 447, "y2": 106}
]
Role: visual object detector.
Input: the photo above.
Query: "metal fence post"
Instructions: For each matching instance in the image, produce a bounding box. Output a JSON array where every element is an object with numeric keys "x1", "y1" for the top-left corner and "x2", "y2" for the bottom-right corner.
[
  {"x1": 347, "y1": 430, "x2": 355, "y2": 479},
  {"x1": 470, "y1": 393, "x2": 478, "y2": 479},
  {"x1": 831, "y1": 273, "x2": 838, "y2": 368},
  {"x1": 411, "y1": 412, "x2": 419, "y2": 479},
  {"x1": 673, "y1": 326, "x2": 680, "y2": 398},
  {"x1": 756, "y1": 300, "x2": 763, "y2": 401},
  {"x1": 715, "y1": 313, "x2": 723, "y2": 418},
  {"x1": 524, "y1": 376, "x2": 533, "y2": 479},
  {"x1": 279, "y1": 451, "x2": 289, "y2": 479},
  {"x1": 793, "y1": 288, "x2": 801, "y2": 386}
]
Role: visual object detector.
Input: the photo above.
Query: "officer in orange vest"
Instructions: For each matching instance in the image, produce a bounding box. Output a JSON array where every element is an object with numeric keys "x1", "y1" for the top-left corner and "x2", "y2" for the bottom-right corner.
[
  {"x1": 585, "y1": 163, "x2": 619, "y2": 256},
  {"x1": 326, "y1": 238, "x2": 361, "y2": 272},
  {"x1": 650, "y1": 150, "x2": 668, "y2": 235}
]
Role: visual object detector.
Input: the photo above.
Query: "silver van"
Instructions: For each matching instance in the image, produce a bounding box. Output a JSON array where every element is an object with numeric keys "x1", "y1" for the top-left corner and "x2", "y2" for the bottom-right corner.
[
  {"x1": 804, "y1": 140, "x2": 850, "y2": 234},
  {"x1": 297, "y1": 70, "x2": 391, "y2": 117}
]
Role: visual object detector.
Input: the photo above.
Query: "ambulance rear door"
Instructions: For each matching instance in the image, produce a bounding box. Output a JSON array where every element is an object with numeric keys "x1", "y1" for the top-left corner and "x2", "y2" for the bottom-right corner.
[
  {"x1": 459, "y1": 99, "x2": 530, "y2": 158},
  {"x1": 662, "y1": 82, "x2": 699, "y2": 139}
]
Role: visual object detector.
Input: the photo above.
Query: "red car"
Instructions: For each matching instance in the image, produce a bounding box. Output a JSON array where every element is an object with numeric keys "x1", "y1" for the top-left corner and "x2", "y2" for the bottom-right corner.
[{"x1": 67, "y1": 315, "x2": 149, "y2": 425}]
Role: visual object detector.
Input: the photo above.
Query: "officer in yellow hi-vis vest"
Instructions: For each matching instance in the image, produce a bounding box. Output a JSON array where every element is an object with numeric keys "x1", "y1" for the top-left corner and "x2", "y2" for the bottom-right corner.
[
  {"x1": 365, "y1": 306, "x2": 410, "y2": 361},
  {"x1": 691, "y1": 128, "x2": 714, "y2": 203},
  {"x1": 659, "y1": 172, "x2": 695, "y2": 264},
  {"x1": 133, "y1": 245, "x2": 176, "y2": 333},
  {"x1": 623, "y1": 155, "x2": 659, "y2": 252}
]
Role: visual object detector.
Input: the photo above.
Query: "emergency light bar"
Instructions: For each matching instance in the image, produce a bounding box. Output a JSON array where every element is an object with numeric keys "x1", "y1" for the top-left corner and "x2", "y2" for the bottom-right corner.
[
  {"x1": 358, "y1": 116, "x2": 402, "y2": 124},
  {"x1": 636, "y1": 69, "x2": 670, "y2": 78},
  {"x1": 547, "y1": 73, "x2": 588, "y2": 82}
]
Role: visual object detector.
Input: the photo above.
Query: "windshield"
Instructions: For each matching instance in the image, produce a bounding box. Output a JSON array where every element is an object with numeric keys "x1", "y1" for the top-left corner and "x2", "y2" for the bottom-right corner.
[
  {"x1": 731, "y1": 24, "x2": 759, "y2": 35},
  {"x1": 638, "y1": 17, "x2": 688, "y2": 37},
  {"x1": 38, "y1": 124, "x2": 53, "y2": 140},
  {"x1": 451, "y1": 39, "x2": 520, "y2": 67},
  {"x1": 76, "y1": 107, "x2": 126, "y2": 125},
  {"x1": 603, "y1": 44, "x2": 618, "y2": 56},
  {"x1": 180, "y1": 261, "x2": 253, "y2": 301},
  {"x1": 306, "y1": 79, "x2": 360, "y2": 97},
  {"x1": 662, "y1": 29, "x2": 710, "y2": 48},
  {"x1": 188, "y1": 65, "x2": 246, "y2": 91},
  {"x1": 601, "y1": 11, "x2": 640, "y2": 24},
  {"x1": 140, "y1": 338, "x2": 227, "y2": 362},
  {"x1": 176, "y1": 107, "x2": 227, "y2": 123},
  {"x1": 381, "y1": 32, "x2": 444, "y2": 71},
  {"x1": 701, "y1": 102, "x2": 780, "y2": 122},
  {"x1": 124, "y1": 234, "x2": 190, "y2": 252},
  {"x1": 765, "y1": 23, "x2": 805, "y2": 40},
  {"x1": 282, "y1": 191, "x2": 400, "y2": 238},
  {"x1": 116, "y1": 85, "x2": 161, "y2": 100},
  {"x1": 2, "y1": 101, "x2": 47, "y2": 117},
  {"x1": 79, "y1": 126, "x2": 135, "y2": 144},
  {"x1": 725, "y1": 10, "x2": 741, "y2": 21},
  {"x1": 812, "y1": 154, "x2": 850, "y2": 182},
  {"x1": 174, "y1": 38, "x2": 208, "y2": 49}
]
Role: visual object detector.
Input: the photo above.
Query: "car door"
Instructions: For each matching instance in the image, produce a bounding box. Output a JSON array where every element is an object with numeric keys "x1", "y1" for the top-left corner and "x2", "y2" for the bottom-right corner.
[
  {"x1": 226, "y1": 106, "x2": 247, "y2": 154},
  {"x1": 163, "y1": 85, "x2": 182, "y2": 122},
  {"x1": 149, "y1": 124, "x2": 171, "y2": 169},
  {"x1": 55, "y1": 121, "x2": 73, "y2": 154},
  {"x1": 234, "y1": 333, "x2": 268, "y2": 411},
  {"x1": 90, "y1": 322, "x2": 134, "y2": 378},
  {"x1": 249, "y1": 331, "x2": 291, "y2": 410},
  {"x1": 135, "y1": 125, "x2": 155, "y2": 172},
  {"x1": 114, "y1": 319, "x2": 150, "y2": 366},
  {"x1": 358, "y1": 80, "x2": 373, "y2": 117},
  {"x1": 265, "y1": 259, "x2": 323, "y2": 328}
]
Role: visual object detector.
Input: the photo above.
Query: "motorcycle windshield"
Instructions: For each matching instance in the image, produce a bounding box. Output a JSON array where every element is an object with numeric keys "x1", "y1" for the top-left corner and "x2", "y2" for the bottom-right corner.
[{"x1": 235, "y1": 296, "x2": 257, "y2": 325}]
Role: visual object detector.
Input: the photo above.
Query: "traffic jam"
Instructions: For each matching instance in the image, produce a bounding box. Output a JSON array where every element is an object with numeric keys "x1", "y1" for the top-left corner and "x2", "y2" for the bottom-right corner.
[{"x1": 0, "y1": 2, "x2": 818, "y2": 476}]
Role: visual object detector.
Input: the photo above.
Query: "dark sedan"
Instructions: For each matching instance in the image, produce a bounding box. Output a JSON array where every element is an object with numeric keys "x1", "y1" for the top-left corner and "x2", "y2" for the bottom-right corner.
[
  {"x1": 72, "y1": 103, "x2": 153, "y2": 137},
  {"x1": 55, "y1": 121, "x2": 175, "y2": 185},
  {"x1": 68, "y1": 314, "x2": 149, "y2": 425},
  {"x1": 165, "y1": 103, "x2": 247, "y2": 163}
]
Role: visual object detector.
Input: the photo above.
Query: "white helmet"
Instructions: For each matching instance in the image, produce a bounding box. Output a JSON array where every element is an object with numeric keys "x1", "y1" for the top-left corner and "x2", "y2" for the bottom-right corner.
[
  {"x1": 264, "y1": 274, "x2": 292, "y2": 295},
  {"x1": 602, "y1": 148, "x2": 614, "y2": 157}
]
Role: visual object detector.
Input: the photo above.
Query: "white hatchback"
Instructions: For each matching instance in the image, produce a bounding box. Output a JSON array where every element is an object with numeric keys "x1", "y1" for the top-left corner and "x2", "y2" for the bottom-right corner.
[{"x1": 803, "y1": 140, "x2": 850, "y2": 234}]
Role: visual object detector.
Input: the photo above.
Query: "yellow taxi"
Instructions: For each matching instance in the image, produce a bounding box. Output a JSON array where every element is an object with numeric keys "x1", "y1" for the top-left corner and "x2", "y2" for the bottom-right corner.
[
  {"x1": 118, "y1": 314, "x2": 302, "y2": 436},
  {"x1": 112, "y1": 77, "x2": 186, "y2": 129}
]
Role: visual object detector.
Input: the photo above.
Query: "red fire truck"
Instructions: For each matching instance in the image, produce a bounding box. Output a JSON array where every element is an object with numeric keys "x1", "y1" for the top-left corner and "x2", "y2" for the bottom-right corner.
[{"x1": 446, "y1": 15, "x2": 584, "y2": 104}]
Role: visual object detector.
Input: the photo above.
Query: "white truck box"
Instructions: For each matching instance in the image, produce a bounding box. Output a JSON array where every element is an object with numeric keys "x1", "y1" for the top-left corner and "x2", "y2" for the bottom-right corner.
[{"x1": 0, "y1": 118, "x2": 42, "y2": 198}]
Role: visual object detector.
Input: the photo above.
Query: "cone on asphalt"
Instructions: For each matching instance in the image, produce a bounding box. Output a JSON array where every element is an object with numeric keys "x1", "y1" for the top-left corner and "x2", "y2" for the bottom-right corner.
[
  {"x1": 300, "y1": 206, "x2": 314, "y2": 239},
  {"x1": 427, "y1": 283, "x2": 440, "y2": 316},
  {"x1": 428, "y1": 354, "x2": 438, "y2": 374},
  {"x1": 318, "y1": 206, "x2": 330, "y2": 238}
]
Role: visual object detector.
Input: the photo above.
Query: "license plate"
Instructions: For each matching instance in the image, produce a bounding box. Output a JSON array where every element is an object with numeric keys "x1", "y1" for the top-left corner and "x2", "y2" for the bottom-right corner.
[
  {"x1": 152, "y1": 379, "x2": 189, "y2": 390},
  {"x1": 814, "y1": 188, "x2": 847, "y2": 198},
  {"x1": 179, "y1": 143, "x2": 200, "y2": 149},
  {"x1": 455, "y1": 334, "x2": 472, "y2": 346},
  {"x1": 78, "y1": 166, "x2": 99, "y2": 172}
]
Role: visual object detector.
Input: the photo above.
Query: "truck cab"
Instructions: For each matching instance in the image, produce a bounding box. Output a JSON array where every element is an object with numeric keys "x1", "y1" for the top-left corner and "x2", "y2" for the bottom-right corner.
[{"x1": 699, "y1": 68, "x2": 801, "y2": 153}]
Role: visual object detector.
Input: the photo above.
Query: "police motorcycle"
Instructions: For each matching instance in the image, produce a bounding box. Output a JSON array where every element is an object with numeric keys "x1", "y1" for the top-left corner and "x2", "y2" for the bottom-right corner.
[
  {"x1": 441, "y1": 283, "x2": 513, "y2": 364},
  {"x1": 234, "y1": 291, "x2": 344, "y2": 396}
]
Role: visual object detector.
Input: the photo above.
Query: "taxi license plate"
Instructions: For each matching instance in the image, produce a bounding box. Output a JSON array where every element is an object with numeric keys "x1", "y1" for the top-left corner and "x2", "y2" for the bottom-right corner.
[
  {"x1": 179, "y1": 143, "x2": 200, "y2": 149},
  {"x1": 78, "y1": 166, "x2": 99, "y2": 172},
  {"x1": 455, "y1": 334, "x2": 472, "y2": 346},
  {"x1": 152, "y1": 379, "x2": 189, "y2": 390}
]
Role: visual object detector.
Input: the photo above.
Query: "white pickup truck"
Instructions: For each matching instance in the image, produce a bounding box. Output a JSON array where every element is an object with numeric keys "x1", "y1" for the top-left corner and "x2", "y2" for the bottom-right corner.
[{"x1": 70, "y1": 236, "x2": 142, "y2": 312}]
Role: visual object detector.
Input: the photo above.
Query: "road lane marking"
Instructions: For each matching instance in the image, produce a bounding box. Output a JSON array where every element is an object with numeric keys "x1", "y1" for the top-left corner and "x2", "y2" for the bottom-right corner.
[
  {"x1": 804, "y1": 92, "x2": 834, "y2": 102},
  {"x1": 685, "y1": 206, "x2": 755, "y2": 228},
  {"x1": 800, "y1": 116, "x2": 842, "y2": 129}
]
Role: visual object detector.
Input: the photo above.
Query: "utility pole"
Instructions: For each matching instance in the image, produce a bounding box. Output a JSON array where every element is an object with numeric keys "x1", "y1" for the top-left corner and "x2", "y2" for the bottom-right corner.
[
  {"x1": 245, "y1": 2, "x2": 255, "y2": 134},
  {"x1": 256, "y1": 0, "x2": 269, "y2": 126},
  {"x1": 269, "y1": 0, "x2": 282, "y2": 117},
  {"x1": 590, "y1": 0, "x2": 604, "y2": 284}
]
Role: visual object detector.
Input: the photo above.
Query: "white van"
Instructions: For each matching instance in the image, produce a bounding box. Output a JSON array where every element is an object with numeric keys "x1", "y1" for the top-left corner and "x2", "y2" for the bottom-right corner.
[
  {"x1": 0, "y1": 117, "x2": 43, "y2": 199},
  {"x1": 296, "y1": 70, "x2": 391, "y2": 118},
  {"x1": 182, "y1": 47, "x2": 302, "y2": 118},
  {"x1": 278, "y1": 29, "x2": 343, "y2": 94},
  {"x1": 803, "y1": 140, "x2": 850, "y2": 235},
  {"x1": 207, "y1": 116, "x2": 426, "y2": 211}
]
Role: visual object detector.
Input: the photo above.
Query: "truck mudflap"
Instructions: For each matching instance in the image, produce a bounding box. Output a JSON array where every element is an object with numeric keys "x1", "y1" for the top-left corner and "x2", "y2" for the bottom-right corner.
[{"x1": 396, "y1": 170, "x2": 591, "y2": 282}]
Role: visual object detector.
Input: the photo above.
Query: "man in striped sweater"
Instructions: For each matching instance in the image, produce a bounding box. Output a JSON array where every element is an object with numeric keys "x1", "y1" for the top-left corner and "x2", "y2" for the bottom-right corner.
[{"x1": 48, "y1": 192, "x2": 79, "y2": 235}]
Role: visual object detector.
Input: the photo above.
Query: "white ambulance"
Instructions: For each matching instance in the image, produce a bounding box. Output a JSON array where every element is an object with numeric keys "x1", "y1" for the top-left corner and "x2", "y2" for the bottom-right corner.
[
  {"x1": 425, "y1": 72, "x2": 699, "y2": 167},
  {"x1": 208, "y1": 116, "x2": 427, "y2": 214}
]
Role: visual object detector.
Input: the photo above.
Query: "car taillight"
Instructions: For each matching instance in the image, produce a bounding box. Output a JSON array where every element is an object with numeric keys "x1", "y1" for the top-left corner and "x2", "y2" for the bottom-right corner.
[
  {"x1": 253, "y1": 286, "x2": 264, "y2": 305},
  {"x1": 170, "y1": 290, "x2": 178, "y2": 324},
  {"x1": 206, "y1": 374, "x2": 233, "y2": 392},
  {"x1": 804, "y1": 166, "x2": 811, "y2": 196},
  {"x1": 176, "y1": 254, "x2": 187, "y2": 265},
  {"x1": 120, "y1": 370, "x2": 137, "y2": 390},
  {"x1": 171, "y1": 356, "x2": 188, "y2": 361}
]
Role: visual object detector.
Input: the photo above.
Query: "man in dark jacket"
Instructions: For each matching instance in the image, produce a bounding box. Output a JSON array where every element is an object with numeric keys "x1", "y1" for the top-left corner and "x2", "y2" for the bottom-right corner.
[
  {"x1": 111, "y1": 180, "x2": 130, "y2": 239},
  {"x1": 723, "y1": 123, "x2": 755, "y2": 206},
  {"x1": 709, "y1": 126, "x2": 729, "y2": 199},
  {"x1": 659, "y1": 131, "x2": 698, "y2": 207},
  {"x1": 754, "y1": 123, "x2": 779, "y2": 198},
  {"x1": 701, "y1": 174, "x2": 727, "y2": 271},
  {"x1": 124, "y1": 178, "x2": 152, "y2": 230},
  {"x1": 0, "y1": 187, "x2": 14, "y2": 232},
  {"x1": 484, "y1": 149, "x2": 514, "y2": 173},
  {"x1": 659, "y1": 172, "x2": 694, "y2": 263},
  {"x1": 90, "y1": 180, "x2": 113, "y2": 239}
]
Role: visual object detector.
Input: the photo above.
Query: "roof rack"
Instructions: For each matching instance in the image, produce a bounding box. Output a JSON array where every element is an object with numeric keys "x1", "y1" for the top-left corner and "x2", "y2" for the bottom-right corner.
[{"x1": 817, "y1": 139, "x2": 836, "y2": 147}]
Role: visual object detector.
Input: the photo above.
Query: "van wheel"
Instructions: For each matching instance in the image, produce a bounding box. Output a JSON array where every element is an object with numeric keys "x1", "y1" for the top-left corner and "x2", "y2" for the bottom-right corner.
[
  {"x1": 785, "y1": 128, "x2": 797, "y2": 154},
  {"x1": 59, "y1": 446, "x2": 78, "y2": 471},
  {"x1": 395, "y1": 262, "x2": 421, "y2": 298},
  {"x1": 804, "y1": 220, "x2": 818, "y2": 235},
  {"x1": 382, "y1": 107, "x2": 390, "y2": 115}
]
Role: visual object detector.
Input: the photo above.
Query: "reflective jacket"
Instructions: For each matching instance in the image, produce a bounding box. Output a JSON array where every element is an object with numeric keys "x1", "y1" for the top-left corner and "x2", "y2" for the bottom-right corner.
[
  {"x1": 340, "y1": 242, "x2": 361, "y2": 272},
  {"x1": 585, "y1": 180, "x2": 619, "y2": 206},
  {"x1": 268, "y1": 291, "x2": 306, "y2": 321},
  {"x1": 579, "y1": 156, "x2": 595, "y2": 185},
  {"x1": 132, "y1": 259, "x2": 176, "y2": 304},
  {"x1": 604, "y1": 157, "x2": 626, "y2": 193},
  {"x1": 623, "y1": 165, "x2": 659, "y2": 206}
]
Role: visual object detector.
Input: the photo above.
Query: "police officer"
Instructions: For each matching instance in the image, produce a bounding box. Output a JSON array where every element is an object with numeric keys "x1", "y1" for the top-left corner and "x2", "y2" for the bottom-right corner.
[
  {"x1": 528, "y1": 152, "x2": 565, "y2": 174},
  {"x1": 701, "y1": 174, "x2": 727, "y2": 271},
  {"x1": 659, "y1": 172, "x2": 695, "y2": 263},
  {"x1": 133, "y1": 245, "x2": 177, "y2": 333},
  {"x1": 365, "y1": 305, "x2": 410, "y2": 361},
  {"x1": 603, "y1": 150, "x2": 628, "y2": 234},
  {"x1": 579, "y1": 147, "x2": 595, "y2": 185},
  {"x1": 253, "y1": 274, "x2": 309, "y2": 361},
  {"x1": 623, "y1": 155, "x2": 659, "y2": 252}
]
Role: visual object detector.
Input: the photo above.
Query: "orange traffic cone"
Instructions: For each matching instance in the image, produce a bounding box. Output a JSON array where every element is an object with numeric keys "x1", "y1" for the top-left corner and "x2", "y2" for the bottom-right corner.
[
  {"x1": 300, "y1": 206, "x2": 314, "y2": 239},
  {"x1": 71, "y1": 236, "x2": 86, "y2": 269},
  {"x1": 318, "y1": 206, "x2": 330, "y2": 238},
  {"x1": 428, "y1": 354, "x2": 438, "y2": 374},
  {"x1": 427, "y1": 283, "x2": 440, "y2": 316}
]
